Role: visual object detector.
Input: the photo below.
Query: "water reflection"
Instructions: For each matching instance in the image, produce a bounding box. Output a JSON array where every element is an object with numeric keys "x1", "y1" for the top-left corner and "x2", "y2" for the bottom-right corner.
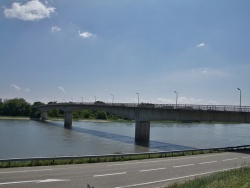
[
  {"x1": 2, "y1": 120, "x2": 250, "y2": 158},
  {"x1": 46, "y1": 121, "x2": 196, "y2": 151}
]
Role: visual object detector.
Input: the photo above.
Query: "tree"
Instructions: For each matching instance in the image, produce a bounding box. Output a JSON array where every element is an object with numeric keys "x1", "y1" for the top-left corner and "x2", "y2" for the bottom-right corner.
[
  {"x1": 2, "y1": 98, "x2": 31, "y2": 116},
  {"x1": 0, "y1": 100, "x2": 3, "y2": 115},
  {"x1": 47, "y1": 101, "x2": 62, "y2": 118},
  {"x1": 30, "y1": 101, "x2": 44, "y2": 118},
  {"x1": 96, "y1": 110, "x2": 107, "y2": 119}
]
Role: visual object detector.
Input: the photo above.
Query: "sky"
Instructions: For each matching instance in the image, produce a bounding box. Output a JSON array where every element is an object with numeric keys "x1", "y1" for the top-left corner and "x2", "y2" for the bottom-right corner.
[{"x1": 1, "y1": 0, "x2": 250, "y2": 106}]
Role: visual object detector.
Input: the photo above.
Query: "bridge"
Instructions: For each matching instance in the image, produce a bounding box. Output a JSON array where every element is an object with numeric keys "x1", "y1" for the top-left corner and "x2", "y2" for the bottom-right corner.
[{"x1": 34, "y1": 102, "x2": 250, "y2": 141}]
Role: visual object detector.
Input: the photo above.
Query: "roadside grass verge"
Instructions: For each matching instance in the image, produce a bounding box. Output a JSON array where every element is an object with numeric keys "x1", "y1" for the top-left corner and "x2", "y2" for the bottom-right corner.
[
  {"x1": 0, "y1": 149, "x2": 223, "y2": 168},
  {"x1": 166, "y1": 166, "x2": 250, "y2": 188}
]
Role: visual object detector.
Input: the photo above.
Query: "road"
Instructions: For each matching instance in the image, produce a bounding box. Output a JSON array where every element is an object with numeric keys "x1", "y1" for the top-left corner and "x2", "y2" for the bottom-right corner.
[{"x1": 0, "y1": 151, "x2": 249, "y2": 188}]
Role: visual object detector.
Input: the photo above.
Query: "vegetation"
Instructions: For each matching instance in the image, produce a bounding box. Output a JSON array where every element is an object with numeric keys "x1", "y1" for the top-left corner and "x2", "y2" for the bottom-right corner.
[
  {"x1": 0, "y1": 98, "x2": 31, "y2": 116},
  {"x1": 0, "y1": 149, "x2": 220, "y2": 168},
  {"x1": 0, "y1": 98, "x2": 125, "y2": 120},
  {"x1": 166, "y1": 166, "x2": 250, "y2": 188}
]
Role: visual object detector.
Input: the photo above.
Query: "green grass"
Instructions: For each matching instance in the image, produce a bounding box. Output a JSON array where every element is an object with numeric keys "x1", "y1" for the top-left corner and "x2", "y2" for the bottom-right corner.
[
  {"x1": 166, "y1": 166, "x2": 250, "y2": 188},
  {"x1": 0, "y1": 150, "x2": 221, "y2": 168}
]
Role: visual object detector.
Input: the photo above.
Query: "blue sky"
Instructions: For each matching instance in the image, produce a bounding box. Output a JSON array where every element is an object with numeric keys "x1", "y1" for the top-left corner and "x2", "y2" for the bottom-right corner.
[{"x1": 1, "y1": 0, "x2": 250, "y2": 105}]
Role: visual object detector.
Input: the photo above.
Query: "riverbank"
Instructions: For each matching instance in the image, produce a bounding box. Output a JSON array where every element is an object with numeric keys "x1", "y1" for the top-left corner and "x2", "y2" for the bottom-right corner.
[
  {"x1": 0, "y1": 150, "x2": 224, "y2": 168},
  {"x1": 0, "y1": 116, "x2": 30, "y2": 120}
]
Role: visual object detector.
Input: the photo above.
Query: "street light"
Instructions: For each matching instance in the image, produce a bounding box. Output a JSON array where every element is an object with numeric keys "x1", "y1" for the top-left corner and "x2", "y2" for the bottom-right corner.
[
  {"x1": 111, "y1": 94, "x2": 114, "y2": 104},
  {"x1": 174, "y1": 91, "x2": 178, "y2": 107},
  {"x1": 71, "y1": 98, "x2": 73, "y2": 102},
  {"x1": 94, "y1": 95, "x2": 96, "y2": 102},
  {"x1": 81, "y1": 97, "x2": 83, "y2": 103},
  {"x1": 237, "y1": 88, "x2": 241, "y2": 108},
  {"x1": 136, "y1": 93, "x2": 140, "y2": 105}
]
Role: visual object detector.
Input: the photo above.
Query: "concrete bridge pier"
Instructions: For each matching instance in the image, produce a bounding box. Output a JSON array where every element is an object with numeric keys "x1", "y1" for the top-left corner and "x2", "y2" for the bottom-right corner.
[
  {"x1": 64, "y1": 111, "x2": 73, "y2": 127},
  {"x1": 135, "y1": 121, "x2": 150, "y2": 141},
  {"x1": 41, "y1": 111, "x2": 47, "y2": 121}
]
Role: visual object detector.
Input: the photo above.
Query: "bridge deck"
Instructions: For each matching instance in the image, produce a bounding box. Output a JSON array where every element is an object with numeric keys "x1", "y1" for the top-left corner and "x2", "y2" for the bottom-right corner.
[{"x1": 35, "y1": 102, "x2": 250, "y2": 113}]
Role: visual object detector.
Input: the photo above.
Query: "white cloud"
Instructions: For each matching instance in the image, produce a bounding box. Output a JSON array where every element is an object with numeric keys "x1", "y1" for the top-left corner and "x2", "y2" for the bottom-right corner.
[
  {"x1": 157, "y1": 97, "x2": 203, "y2": 105},
  {"x1": 10, "y1": 84, "x2": 31, "y2": 93},
  {"x1": 196, "y1": 42, "x2": 206, "y2": 48},
  {"x1": 58, "y1": 86, "x2": 65, "y2": 93},
  {"x1": 10, "y1": 84, "x2": 21, "y2": 91},
  {"x1": 207, "y1": 100, "x2": 218, "y2": 105},
  {"x1": 191, "y1": 68, "x2": 226, "y2": 76},
  {"x1": 51, "y1": 26, "x2": 61, "y2": 32},
  {"x1": 178, "y1": 97, "x2": 203, "y2": 104},
  {"x1": 4, "y1": 0, "x2": 55, "y2": 21},
  {"x1": 157, "y1": 98, "x2": 175, "y2": 104},
  {"x1": 79, "y1": 31, "x2": 96, "y2": 38},
  {"x1": 24, "y1": 88, "x2": 31, "y2": 92}
]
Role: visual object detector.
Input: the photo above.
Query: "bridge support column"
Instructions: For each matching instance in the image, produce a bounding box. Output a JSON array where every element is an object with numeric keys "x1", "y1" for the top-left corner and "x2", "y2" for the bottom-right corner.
[
  {"x1": 64, "y1": 111, "x2": 73, "y2": 127},
  {"x1": 135, "y1": 121, "x2": 150, "y2": 141},
  {"x1": 41, "y1": 111, "x2": 47, "y2": 121}
]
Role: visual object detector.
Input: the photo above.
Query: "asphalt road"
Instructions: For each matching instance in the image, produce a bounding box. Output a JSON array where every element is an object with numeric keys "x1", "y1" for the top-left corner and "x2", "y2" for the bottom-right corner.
[{"x1": 0, "y1": 151, "x2": 249, "y2": 188}]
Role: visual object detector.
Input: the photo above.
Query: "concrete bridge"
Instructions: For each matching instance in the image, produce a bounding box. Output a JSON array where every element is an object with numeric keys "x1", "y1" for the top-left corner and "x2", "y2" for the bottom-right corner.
[{"x1": 34, "y1": 102, "x2": 250, "y2": 141}]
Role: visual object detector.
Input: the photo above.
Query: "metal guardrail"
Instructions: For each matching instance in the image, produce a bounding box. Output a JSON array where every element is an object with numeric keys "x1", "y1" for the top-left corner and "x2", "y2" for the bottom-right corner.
[
  {"x1": 34, "y1": 102, "x2": 250, "y2": 113},
  {"x1": 1, "y1": 145, "x2": 249, "y2": 163}
]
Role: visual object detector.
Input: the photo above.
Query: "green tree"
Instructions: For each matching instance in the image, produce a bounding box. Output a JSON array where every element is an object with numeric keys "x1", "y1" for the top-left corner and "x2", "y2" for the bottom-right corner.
[
  {"x1": 30, "y1": 101, "x2": 44, "y2": 118},
  {"x1": 47, "y1": 101, "x2": 61, "y2": 118},
  {"x1": 2, "y1": 98, "x2": 31, "y2": 116},
  {"x1": 0, "y1": 100, "x2": 3, "y2": 115},
  {"x1": 96, "y1": 110, "x2": 107, "y2": 119}
]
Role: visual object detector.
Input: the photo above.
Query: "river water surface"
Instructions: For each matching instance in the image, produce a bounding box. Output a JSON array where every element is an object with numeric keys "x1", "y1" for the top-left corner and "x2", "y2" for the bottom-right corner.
[{"x1": 0, "y1": 119, "x2": 249, "y2": 158}]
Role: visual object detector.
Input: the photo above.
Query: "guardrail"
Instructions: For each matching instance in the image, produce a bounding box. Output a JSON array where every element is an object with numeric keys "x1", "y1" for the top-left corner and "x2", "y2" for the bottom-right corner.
[
  {"x1": 1, "y1": 145, "x2": 249, "y2": 165},
  {"x1": 34, "y1": 102, "x2": 250, "y2": 113}
]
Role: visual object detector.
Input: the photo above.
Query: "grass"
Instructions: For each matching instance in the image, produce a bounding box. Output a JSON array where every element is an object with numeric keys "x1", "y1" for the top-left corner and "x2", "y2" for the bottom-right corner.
[
  {"x1": 166, "y1": 166, "x2": 250, "y2": 188},
  {"x1": 0, "y1": 149, "x2": 222, "y2": 168}
]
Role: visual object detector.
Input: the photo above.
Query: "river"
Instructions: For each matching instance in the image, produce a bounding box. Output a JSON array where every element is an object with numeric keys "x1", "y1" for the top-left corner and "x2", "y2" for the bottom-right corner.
[{"x1": 0, "y1": 119, "x2": 249, "y2": 159}]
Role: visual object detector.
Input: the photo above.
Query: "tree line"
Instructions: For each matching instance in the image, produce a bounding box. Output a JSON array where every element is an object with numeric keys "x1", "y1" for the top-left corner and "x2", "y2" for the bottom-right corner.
[{"x1": 0, "y1": 98, "x2": 124, "y2": 120}]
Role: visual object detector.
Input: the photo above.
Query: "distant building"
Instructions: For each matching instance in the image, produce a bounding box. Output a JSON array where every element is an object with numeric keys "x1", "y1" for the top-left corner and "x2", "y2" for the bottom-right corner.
[{"x1": 0, "y1": 98, "x2": 2, "y2": 103}]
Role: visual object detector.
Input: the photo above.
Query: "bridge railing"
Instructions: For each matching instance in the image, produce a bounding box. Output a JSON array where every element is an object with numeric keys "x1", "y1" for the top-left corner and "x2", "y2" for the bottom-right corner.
[{"x1": 39, "y1": 102, "x2": 250, "y2": 112}]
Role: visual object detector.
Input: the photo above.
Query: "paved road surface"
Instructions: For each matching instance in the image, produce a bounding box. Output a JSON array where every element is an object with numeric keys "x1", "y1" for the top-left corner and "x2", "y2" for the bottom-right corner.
[{"x1": 0, "y1": 151, "x2": 249, "y2": 188}]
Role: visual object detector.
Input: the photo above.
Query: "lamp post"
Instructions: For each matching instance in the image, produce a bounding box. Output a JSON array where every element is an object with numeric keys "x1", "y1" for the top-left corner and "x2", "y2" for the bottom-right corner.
[
  {"x1": 136, "y1": 93, "x2": 140, "y2": 105},
  {"x1": 94, "y1": 95, "x2": 96, "y2": 102},
  {"x1": 174, "y1": 91, "x2": 178, "y2": 107},
  {"x1": 81, "y1": 97, "x2": 83, "y2": 103},
  {"x1": 237, "y1": 88, "x2": 241, "y2": 108},
  {"x1": 71, "y1": 98, "x2": 73, "y2": 102},
  {"x1": 111, "y1": 94, "x2": 114, "y2": 104}
]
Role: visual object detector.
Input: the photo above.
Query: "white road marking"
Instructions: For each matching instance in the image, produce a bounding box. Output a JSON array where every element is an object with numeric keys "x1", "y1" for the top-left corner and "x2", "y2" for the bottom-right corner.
[
  {"x1": 222, "y1": 158, "x2": 238, "y2": 161},
  {"x1": 107, "y1": 153, "x2": 228, "y2": 167},
  {"x1": 139, "y1": 168, "x2": 166, "y2": 172},
  {"x1": 173, "y1": 164, "x2": 194, "y2": 168},
  {"x1": 107, "y1": 160, "x2": 159, "y2": 166},
  {"x1": 0, "y1": 179, "x2": 69, "y2": 185},
  {"x1": 94, "y1": 172, "x2": 127, "y2": 177},
  {"x1": 0, "y1": 169, "x2": 52, "y2": 174},
  {"x1": 115, "y1": 166, "x2": 242, "y2": 188},
  {"x1": 242, "y1": 156, "x2": 250, "y2": 159},
  {"x1": 199, "y1": 161, "x2": 217, "y2": 165}
]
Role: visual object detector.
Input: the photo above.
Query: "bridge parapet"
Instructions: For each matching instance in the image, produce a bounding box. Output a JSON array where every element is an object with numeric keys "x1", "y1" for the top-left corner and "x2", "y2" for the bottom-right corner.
[{"x1": 34, "y1": 102, "x2": 250, "y2": 113}]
